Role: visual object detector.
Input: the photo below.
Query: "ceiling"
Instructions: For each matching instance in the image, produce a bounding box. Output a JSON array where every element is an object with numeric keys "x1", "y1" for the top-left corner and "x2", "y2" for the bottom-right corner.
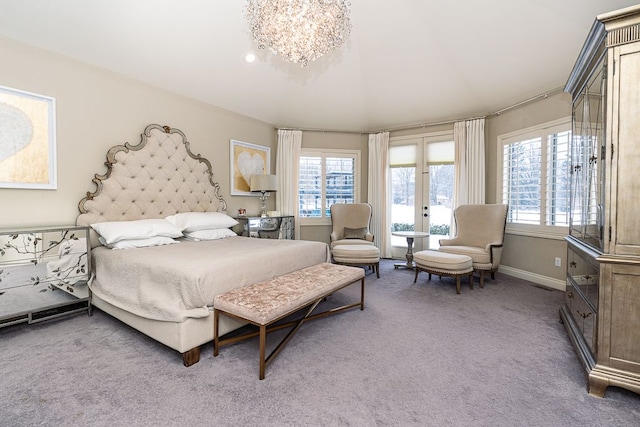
[{"x1": 0, "y1": 0, "x2": 637, "y2": 132}]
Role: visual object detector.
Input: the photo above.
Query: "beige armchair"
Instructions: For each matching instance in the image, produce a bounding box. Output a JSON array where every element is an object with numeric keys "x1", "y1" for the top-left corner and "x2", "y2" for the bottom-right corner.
[
  {"x1": 438, "y1": 204, "x2": 508, "y2": 288},
  {"x1": 329, "y1": 203, "x2": 375, "y2": 249},
  {"x1": 330, "y1": 203, "x2": 379, "y2": 277}
]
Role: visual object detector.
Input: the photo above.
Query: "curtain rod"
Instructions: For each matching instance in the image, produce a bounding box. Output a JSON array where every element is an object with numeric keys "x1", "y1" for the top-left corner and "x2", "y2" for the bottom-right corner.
[
  {"x1": 382, "y1": 87, "x2": 564, "y2": 133},
  {"x1": 381, "y1": 115, "x2": 486, "y2": 133},
  {"x1": 490, "y1": 87, "x2": 564, "y2": 116},
  {"x1": 275, "y1": 127, "x2": 368, "y2": 135},
  {"x1": 277, "y1": 87, "x2": 565, "y2": 135}
]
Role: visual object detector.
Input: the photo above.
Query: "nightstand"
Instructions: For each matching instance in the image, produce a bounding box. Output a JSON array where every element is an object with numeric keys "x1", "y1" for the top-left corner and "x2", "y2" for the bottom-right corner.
[
  {"x1": 232, "y1": 216, "x2": 294, "y2": 239},
  {"x1": 0, "y1": 225, "x2": 91, "y2": 328}
]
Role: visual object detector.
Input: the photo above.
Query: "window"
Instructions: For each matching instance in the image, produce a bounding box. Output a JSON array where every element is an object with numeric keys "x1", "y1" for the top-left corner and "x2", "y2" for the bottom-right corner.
[
  {"x1": 498, "y1": 118, "x2": 570, "y2": 237},
  {"x1": 299, "y1": 149, "x2": 360, "y2": 222}
]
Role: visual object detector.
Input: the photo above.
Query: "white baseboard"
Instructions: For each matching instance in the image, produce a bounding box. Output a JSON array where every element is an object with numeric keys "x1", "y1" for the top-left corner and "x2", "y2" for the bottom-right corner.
[{"x1": 498, "y1": 266, "x2": 566, "y2": 291}]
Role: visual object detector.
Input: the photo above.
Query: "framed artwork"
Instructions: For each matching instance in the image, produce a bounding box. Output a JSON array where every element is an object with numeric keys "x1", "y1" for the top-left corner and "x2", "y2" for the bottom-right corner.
[
  {"x1": 230, "y1": 139, "x2": 270, "y2": 196},
  {"x1": 0, "y1": 85, "x2": 57, "y2": 189}
]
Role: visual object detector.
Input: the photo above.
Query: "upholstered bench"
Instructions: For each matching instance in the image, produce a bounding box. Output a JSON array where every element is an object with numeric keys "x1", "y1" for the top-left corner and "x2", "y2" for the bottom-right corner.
[
  {"x1": 213, "y1": 262, "x2": 365, "y2": 379},
  {"x1": 413, "y1": 250, "x2": 473, "y2": 294},
  {"x1": 331, "y1": 244, "x2": 380, "y2": 278}
]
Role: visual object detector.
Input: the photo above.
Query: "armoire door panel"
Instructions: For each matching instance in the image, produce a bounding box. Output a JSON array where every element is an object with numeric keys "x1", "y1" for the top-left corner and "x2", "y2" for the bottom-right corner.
[
  {"x1": 610, "y1": 42, "x2": 640, "y2": 255},
  {"x1": 608, "y1": 270, "x2": 640, "y2": 371}
]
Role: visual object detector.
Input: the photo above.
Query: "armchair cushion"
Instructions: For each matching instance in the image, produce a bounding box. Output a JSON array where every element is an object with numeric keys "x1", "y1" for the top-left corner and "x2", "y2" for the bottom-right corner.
[
  {"x1": 331, "y1": 238, "x2": 374, "y2": 249},
  {"x1": 344, "y1": 227, "x2": 368, "y2": 239},
  {"x1": 437, "y1": 245, "x2": 491, "y2": 264}
]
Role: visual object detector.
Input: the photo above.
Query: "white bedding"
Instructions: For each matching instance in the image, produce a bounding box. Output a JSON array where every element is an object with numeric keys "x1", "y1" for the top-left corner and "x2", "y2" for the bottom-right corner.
[{"x1": 89, "y1": 236, "x2": 330, "y2": 322}]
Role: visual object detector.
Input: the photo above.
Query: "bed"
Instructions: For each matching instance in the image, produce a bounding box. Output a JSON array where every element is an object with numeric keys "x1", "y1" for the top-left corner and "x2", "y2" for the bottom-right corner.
[{"x1": 76, "y1": 124, "x2": 330, "y2": 366}]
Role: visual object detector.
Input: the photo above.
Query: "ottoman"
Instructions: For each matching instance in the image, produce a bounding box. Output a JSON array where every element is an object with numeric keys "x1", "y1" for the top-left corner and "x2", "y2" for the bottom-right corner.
[
  {"x1": 413, "y1": 250, "x2": 473, "y2": 294},
  {"x1": 332, "y1": 244, "x2": 380, "y2": 278}
]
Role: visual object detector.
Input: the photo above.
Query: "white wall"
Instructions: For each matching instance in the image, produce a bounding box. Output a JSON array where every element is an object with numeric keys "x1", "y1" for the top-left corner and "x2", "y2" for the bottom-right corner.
[{"x1": 0, "y1": 36, "x2": 276, "y2": 229}]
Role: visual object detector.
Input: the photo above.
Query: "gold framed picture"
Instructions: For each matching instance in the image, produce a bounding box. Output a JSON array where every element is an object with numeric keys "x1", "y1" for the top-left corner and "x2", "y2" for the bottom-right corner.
[
  {"x1": 230, "y1": 139, "x2": 270, "y2": 196},
  {"x1": 0, "y1": 85, "x2": 57, "y2": 189}
]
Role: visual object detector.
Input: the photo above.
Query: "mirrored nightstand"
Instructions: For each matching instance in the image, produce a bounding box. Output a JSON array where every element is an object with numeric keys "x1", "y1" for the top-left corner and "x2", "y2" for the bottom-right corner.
[
  {"x1": 232, "y1": 216, "x2": 294, "y2": 240},
  {"x1": 0, "y1": 225, "x2": 91, "y2": 328}
]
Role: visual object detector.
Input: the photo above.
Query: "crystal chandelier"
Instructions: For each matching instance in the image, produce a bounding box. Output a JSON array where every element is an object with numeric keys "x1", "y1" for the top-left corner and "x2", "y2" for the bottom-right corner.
[{"x1": 245, "y1": 0, "x2": 352, "y2": 67}]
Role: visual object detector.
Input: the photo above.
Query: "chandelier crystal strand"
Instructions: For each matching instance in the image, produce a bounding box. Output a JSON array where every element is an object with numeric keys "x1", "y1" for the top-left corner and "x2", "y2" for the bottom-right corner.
[{"x1": 246, "y1": 0, "x2": 351, "y2": 67}]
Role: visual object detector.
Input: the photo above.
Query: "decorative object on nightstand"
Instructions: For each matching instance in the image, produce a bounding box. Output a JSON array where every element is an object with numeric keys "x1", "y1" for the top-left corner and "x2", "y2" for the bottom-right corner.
[
  {"x1": 250, "y1": 174, "x2": 277, "y2": 217},
  {"x1": 0, "y1": 225, "x2": 91, "y2": 328},
  {"x1": 561, "y1": 4, "x2": 640, "y2": 398}
]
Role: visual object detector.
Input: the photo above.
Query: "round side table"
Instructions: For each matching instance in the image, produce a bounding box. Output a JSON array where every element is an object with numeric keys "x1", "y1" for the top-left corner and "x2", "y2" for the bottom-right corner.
[{"x1": 391, "y1": 231, "x2": 430, "y2": 269}]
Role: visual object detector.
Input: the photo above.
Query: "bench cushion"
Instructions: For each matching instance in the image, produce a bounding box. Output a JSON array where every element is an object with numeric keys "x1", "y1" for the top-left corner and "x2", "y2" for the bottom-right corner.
[
  {"x1": 213, "y1": 263, "x2": 364, "y2": 325},
  {"x1": 414, "y1": 250, "x2": 473, "y2": 272}
]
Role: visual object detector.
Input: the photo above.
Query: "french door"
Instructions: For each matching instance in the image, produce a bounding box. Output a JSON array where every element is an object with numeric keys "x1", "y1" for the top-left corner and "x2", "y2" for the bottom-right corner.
[{"x1": 389, "y1": 133, "x2": 454, "y2": 259}]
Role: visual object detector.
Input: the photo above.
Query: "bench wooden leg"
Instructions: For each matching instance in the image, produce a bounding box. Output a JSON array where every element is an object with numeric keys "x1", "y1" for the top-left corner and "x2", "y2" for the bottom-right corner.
[
  {"x1": 261, "y1": 297, "x2": 323, "y2": 379},
  {"x1": 213, "y1": 309, "x2": 220, "y2": 357},
  {"x1": 259, "y1": 325, "x2": 267, "y2": 380}
]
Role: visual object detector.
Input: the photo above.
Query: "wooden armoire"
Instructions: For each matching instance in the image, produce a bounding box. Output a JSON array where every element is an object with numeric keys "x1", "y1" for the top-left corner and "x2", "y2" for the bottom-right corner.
[{"x1": 561, "y1": 4, "x2": 640, "y2": 398}]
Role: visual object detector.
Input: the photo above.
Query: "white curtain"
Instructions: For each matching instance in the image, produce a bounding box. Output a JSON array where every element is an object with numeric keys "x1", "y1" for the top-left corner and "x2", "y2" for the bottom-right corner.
[
  {"x1": 453, "y1": 121, "x2": 468, "y2": 208},
  {"x1": 367, "y1": 131, "x2": 391, "y2": 258},
  {"x1": 465, "y1": 119, "x2": 485, "y2": 204},
  {"x1": 453, "y1": 118, "x2": 485, "y2": 206},
  {"x1": 275, "y1": 129, "x2": 302, "y2": 239},
  {"x1": 452, "y1": 118, "x2": 485, "y2": 234}
]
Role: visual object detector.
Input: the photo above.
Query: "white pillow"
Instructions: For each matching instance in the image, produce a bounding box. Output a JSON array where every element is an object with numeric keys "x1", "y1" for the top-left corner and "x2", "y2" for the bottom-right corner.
[
  {"x1": 99, "y1": 236, "x2": 179, "y2": 250},
  {"x1": 183, "y1": 228, "x2": 238, "y2": 241},
  {"x1": 91, "y1": 219, "x2": 183, "y2": 245},
  {"x1": 165, "y1": 212, "x2": 238, "y2": 232}
]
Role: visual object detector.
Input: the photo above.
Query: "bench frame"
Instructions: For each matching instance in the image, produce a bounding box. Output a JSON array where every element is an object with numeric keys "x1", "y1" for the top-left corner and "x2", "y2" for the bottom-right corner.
[{"x1": 213, "y1": 274, "x2": 365, "y2": 380}]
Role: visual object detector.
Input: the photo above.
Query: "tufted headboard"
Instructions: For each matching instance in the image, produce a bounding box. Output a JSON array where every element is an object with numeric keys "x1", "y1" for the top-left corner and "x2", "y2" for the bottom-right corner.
[{"x1": 77, "y1": 124, "x2": 227, "y2": 247}]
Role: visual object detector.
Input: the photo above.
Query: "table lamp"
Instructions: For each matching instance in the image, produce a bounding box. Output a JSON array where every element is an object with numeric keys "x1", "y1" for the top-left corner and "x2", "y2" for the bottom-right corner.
[{"x1": 250, "y1": 174, "x2": 278, "y2": 217}]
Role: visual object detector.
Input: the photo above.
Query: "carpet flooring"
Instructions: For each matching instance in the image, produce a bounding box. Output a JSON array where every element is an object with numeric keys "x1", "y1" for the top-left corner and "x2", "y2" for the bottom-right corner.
[{"x1": 1, "y1": 259, "x2": 639, "y2": 426}]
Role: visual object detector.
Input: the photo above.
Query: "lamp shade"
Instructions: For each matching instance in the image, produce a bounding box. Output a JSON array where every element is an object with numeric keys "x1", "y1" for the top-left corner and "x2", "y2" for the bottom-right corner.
[{"x1": 250, "y1": 174, "x2": 278, "y2": 192}]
